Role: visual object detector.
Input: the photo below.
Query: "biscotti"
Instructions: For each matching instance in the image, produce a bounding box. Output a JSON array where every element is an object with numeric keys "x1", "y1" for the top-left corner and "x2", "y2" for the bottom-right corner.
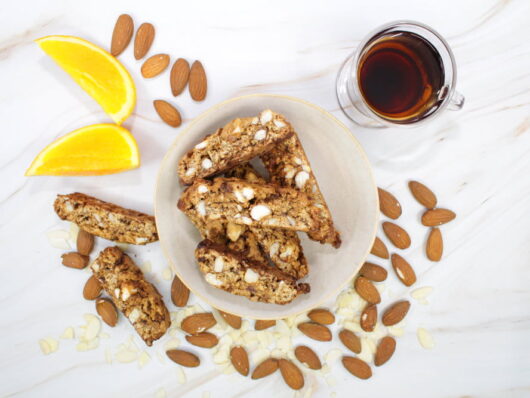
[
  {"x1": 261, "y1": 135, "x2": 341, "y2": 248},
  {"x1": 91, "y1": 247, "x2": 170, "y2": 346},
  {"x1": 177, "y1": 109, "x2": 294, "y2": 185},
  {"x1": 195, "y1": 240, "x2": 310, "y2": 305},
  {"x1": 54, "y1": 193, "x2": 158, "y2": 245}
]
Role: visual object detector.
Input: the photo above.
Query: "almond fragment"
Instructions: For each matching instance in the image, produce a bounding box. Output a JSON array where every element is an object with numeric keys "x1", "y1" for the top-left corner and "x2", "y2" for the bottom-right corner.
[
  {"x1": 255, "y1": 320, "x2": 276, "y2": 331},
  {"x1": 422, "y1": 208, "x2": 456, "y2": 226},
  {"x1": 391, "y1": 254, "x2": 416, "y2": 286},
  {"x1": 294, "y1": 346, "x2": 321, "y2": 370},
  {"x1": 374, "y1": 336, "x2": 396, "y2": 366},
  {"x1": 83, "y1": 275, "x2": 102, "y2": 300},
  {"x1": 297, "y1": 322, "x2": 332, "y2": 341},
  {"x1": 166, "y1": 349, "x2": 200, "y2": 367},
  {"x1": 181, "y1": 313, "x2": 216, "y2": 335},
  {"x1": 382, "y1": 300, "x2": 411, "y2": 326},
  {"x1": 307, "y1": 308, "x2": 335, "y2": 325},
  {"x1": 230, "y1": 346, "x2": 249, "y2": 376},
  {"x1": 185, "y1": 332, "x2": 218, "y2": 348},
  {"x1": 61, "y1": 252, "x2": 89, "y2": 269},
  {"x1": 110, "y1": 14, "x2": 134, "y2": 56},
  {"x1": 359, "y1": 262, "x2": 387, "y2": 282},
  {"x1": 153, "y1": 100, "x2": 182, "y2": 127},
  {"x1": 76, "y1": 229, "x2": 94, "y2": 256},
  {"x1": 251, "y1": 358, "x2": 278, "y2": 379},
  {"x1": 426, "y1": 227, "x2": 443, "y2": 261},
  {"x1": 378, "y1": 187, "x2": 402, "y2": 219},
  {"x1": 360, "y1": 304, "x2": 377, "y2": 332},
  {"x1": 134, "y1": 22, "x2": 155, "y2": 60},
  {"x1": 342, "y1": 356, "x2": 372, "y2": 379},
  {"x1": 170, "y1": 58, "x2": 190, "y2": 96},
  {"x1": 171, "y1": 275, "x2": 189, "y2": 307},
  {"x1": 354, "y1": 276, "x2": 381, "y2": 304},
  {"x1": 189, "y1": 60, "x2": 207, "y2": 101},
  {"x1": 279, "y1": 359, "x2": 304, "y2": 390},
  {"x1": 382, "y1": 222, "x2": 411, "y2": 249},
  {"x1": 409, "y1": 180, "x2": 437, "y2": 209},
  {"x1": 95, "y1": 298, "x2": 118, "y2": 327},
  {"x1": 370, "y1": 237, "x2": 389, "y2": 259},
  {"x1": 141, "y1": 53, "x2": 170, "y2": 78},
  {"x1": 339, "y1": 329, "x2": 361, "y2": 354}
]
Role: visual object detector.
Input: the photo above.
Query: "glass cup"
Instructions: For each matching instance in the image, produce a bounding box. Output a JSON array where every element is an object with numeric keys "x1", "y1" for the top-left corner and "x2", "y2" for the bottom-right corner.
[{"x1": 336, "y1": 20, "x2": 464, "y2": 128}]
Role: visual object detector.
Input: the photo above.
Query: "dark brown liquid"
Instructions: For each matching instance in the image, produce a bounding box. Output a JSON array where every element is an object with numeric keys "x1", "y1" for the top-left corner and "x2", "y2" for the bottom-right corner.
[{"x1": 358, "y1": 31, "x2": 444, "y2": 123}]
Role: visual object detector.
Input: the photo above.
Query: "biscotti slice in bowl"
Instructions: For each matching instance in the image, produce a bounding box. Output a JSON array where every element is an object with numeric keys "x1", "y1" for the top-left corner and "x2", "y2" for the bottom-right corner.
[
  {"x1": 91, "y1": 246, "x2": 170, "y2": 346},
  {"x1": 54, "y1": 193, "x2": 157, "y2": 245},
  {"x1": 195, "y1": 240, "x2": 309, "y2": 305},
  {"x1": 177, "y1": 109, "x2": 294, "y2": 185}
]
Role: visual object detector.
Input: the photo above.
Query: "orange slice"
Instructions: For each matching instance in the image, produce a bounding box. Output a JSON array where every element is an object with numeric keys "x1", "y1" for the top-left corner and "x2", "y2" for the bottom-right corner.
[
  {"x1": 36, "y1": 35, "x2": 136, "y2": 125},
  {"x1": 25, "y1": 124, "x2": 140, "y2": 176}
]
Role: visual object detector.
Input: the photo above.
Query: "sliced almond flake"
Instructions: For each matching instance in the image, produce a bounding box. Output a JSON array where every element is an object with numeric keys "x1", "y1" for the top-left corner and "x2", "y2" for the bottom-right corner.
[
  {"x1": 276, "y1": 336, "x2": 291, "y2": 352},
  {"x1": 116, "y1": 349, "x2": 138, "y2": 363},
  {"x1": 325, "y1": 375, "x2": 337, "y2": 387},
  {"x1": 241, "y1": 320, "x2": 250, "y2": 332},
  {"x1": 275, "y1": 320, "x2": 290, "y2": 336},
  {"x1": 162, "y1": 267, "x2": 173, "y2": 281},
  {"x1": 242, "y1": 331, "x2": 258, "y2": 345},
  {"x1": 87, "y1": 338, "x2": 99, "y2": 350},
  {"x1": 324, "y1": 348, "x2": 342, "y2": 364},
  {"x1": 365, "y1": 338, "x2": 377, "y2": 354},
  {"x1": 213, "y1": 346, "x2": 230, "y2": 364},
  {"x1": 257, "y1": 331, "x2": 271, "y2": 348},
  {"x1": 60, "y1": 327, "x2": 74, "y2": 340},
  {"x1": 411, "y1": 286, "x2": 434, "y2": 301},
  {"x1": 164, "y1": 338, "x2": 180, "y2": 351},
  {"x1": 320, "y1": 364, "x2": 330, "y2": 374},
  {"x1": 222, "y1": 364, "x2": 236, "y2": 375},
  {"x1": 105, "y1": 348, "x2": 113, "y2": 364},
  {"x1": 176, "y1": 366, "x2": 186, "y2": 384},
  {"x1": 251, "y1": 348, "x2": 270, "y2": 364},
  {"x1": 39, "y1": 339, "x2": 51, "y2": 355},
  {"x1": 47, "y1": 230, "x2": 71, "y2": 250},
  {"x1": 387, "y1": 325, "x2": 405, "y2": 337},
  {"x1": 154, "y1": 387, "x2": 167, "y2": 398},
  {"x1": 192, "y1": 303, "x2": 205, "y2": 313},
  {"x1": 157, "y1": 352, "x2": 166, "y2": 364},
  {"x1": 336, "y1": 307, "x2": 354, "y2": 318},
  {"x1": 169, "y1": 328, "x2": 179, "y2": 337},
  {"x1": 219, "y1": 334, "x2": 233, "y2": 346},
  {"x1": 69, "y1": 222, "x2": 80, "y2": 241},
  {"x1": 83, "y1": 315, "x2": 101, "y2": 341},
  {"x1": 343, "y1": 320, "x2": 363, "y2": 333},
  {"x1": 270, "y1": 348, "x2": 284, "y2": 358},
  {"x1": 116, "y1": 243, "x2": 129, "y2": 251},
  {"x1": 419, "y1": 298, "x2": 429, "y2": 305},
  {"x1": 212, "y1": 310, "x2": 227, "y2": 327},
  {"x1": 417, "y1": 327, "x2": 435, "y2": 349},
  {"x1": 138, "y1": 351, "x2": 151, "y2": 368},
  {"x1": 100, "y1": 332, "x2": 110, "y2": 339},
  {"x1": 140, "y1": 261, "x2": 152, "y2": 274},
  {"x1": 126, "y1": 335, "x2": 140, "y2": 352},
  {"x1": 76, "y1": 342, "x2": 89, "y2": 352}
]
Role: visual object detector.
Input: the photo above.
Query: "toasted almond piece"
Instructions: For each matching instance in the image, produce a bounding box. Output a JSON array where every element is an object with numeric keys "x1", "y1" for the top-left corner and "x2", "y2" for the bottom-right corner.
[
  {"x1": 170, "y1": 58, "x2": 190, "y2": 96},
  {"x1": 171, "y1": 275, "x2": 190, "y2": 307},
  {"x1": 76, "y1": 229, "x2": 94, "y2": 256},
  {"x1": 181, "y1": 313, "x2": 216, "y2": 335},
  {"x1": 166, "y1": 349, "x2": 200, "y2": 367},
  {"x1": 391, "y1": 254, "x2": 416, "y2": 286},
  {"x1": 422, "y1": 208, "x2": 456, "y2": 226},
  {"x1": 297, "y1": 322, "x2": 332, "y2": 341},
  {"x1": 307, "y1": 308, "x2": 335, "y2": 325},
  {"x1": 218, "y1": 311, "x2": 242, "y2": 329},
  {"x1": 359, "y1": 262, "x2": 387, "y2": 282},
  {"x1": 370, "y1": 236, "x2": 389, "y2": 259},
  {"x1": 378, "y1": 187, "x2": 402, "y2": 219},
  {"x1": 354, "y1": 276, "x2": 381, "y2": 304},
  {"x1": 374, "y1": 336, "x2": 396, "y2": 366},
  {"x1": 382, "y1": 222, "x2": 411, "y2": 249},
  {"x1": 153, "y1": 100, "x2": 182, "y2": 127},
  {"x1": 83, "y1": 275, "x2": 102, "y2": 300},
  {"x1": 95, "y1": 298, "x2": 118, "y2": 327},
  {"x1": 382, "y1": 300, "x2": 411, "y2": 326},
  {"x1": 185, "y1": 332, "x2": 218, "y2": 348},
  {"x1": 110, "y1": 14, "x2": 134, "y2": 56},
  {"x1": 141, "y1": 53, "x2": 170, "y2": 78},
  {"x1": 339, "y1": 329, "x2": 361, "y2": 354},
  {"x1": 279, "y1": 359, "x2": 304, "y2": 390},
  {"x1": 61, "y1": 252, "x2": 89, "y2": 269},
  {"x1": 255, "y1": 320, "x2": 276, "y2": 331},
  {"x1": 252, "y1": 358, "x2": 278, "y2": 379},
  {"x1": 230, "y1": 346, "x2": 249, "y2": 376},
  {"x1": 409, "y1": 180, "x2": 437, "y2": 209},
  {"x1": 294, "y1": 346, "x2": 321, "y2": 370},
  {"x1": 189, "y1": 60, "x2": 207, "y2": 101},
  {"x1": 426, "y1": 227, "x2": 443, "y2": 261},
  {"x1": 134, "y1": 22, "x2": 155, "y2": 60},
  {"x1": 360, "y1": 304, "x2": 377, "y2": 332},
  {"x1": 342, "y1": 356, "x2": 372, "y2": 379}
]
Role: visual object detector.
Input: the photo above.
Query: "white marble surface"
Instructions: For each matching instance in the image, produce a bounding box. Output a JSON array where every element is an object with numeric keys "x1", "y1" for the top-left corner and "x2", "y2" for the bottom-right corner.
[{"x1": 1, "y1": 0, "x2": 530, "y2": 397}]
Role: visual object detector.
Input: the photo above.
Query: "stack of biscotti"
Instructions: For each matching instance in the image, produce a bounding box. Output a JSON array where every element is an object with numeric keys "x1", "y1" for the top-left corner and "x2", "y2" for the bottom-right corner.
[{"x1": 177, "y1": 110, "x2": 341, "y2": 305}]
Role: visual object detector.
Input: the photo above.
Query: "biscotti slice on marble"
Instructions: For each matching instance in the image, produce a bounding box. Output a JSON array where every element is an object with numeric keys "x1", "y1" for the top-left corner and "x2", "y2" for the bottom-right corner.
[
  {"x1": 177, "y1": 177, "x2": 322, "y2": 233},
  {"x1": 195, "y1": 240, "x2": 309, "y2": 305},
  {"x1": 177, "y1": 109, "x2": 294, "y2": 185},
  {"x1": 91, "y1": 247, "x2": 170, "y2": 346},
  {"x1": 261, "y1": 135, "x2": 341, "y2": 248},
  {"x1": 54, "y1": 193, "x2": 158, "y2": 245}
]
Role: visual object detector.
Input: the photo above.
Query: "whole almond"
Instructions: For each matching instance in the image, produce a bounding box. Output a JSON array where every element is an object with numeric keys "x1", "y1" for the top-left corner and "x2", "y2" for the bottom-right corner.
[
  {"x1": 171, "y1": 275, "x2": 189, "y2": 307},
  {"x1": 255, "y1": 319, "x2": 276, "y2": 331},
  {"x1": 294, "y1": 346, "x2": 322, "y2": 370},
  {"x1": 297, "y1": 322, "x2": 332, "y2": 341},
  {"x1": 76, "y1": 229, "x2": 94, "y2": 256},
  {"x1": 83, "y1": 275, "x2": 102, "y2": 300},
  {"x1": 153, "y1": 100, "x2": 181, "y2": 127},
  {"x1": 189, "y1": 60, "x2": 207, "y2": 101},
  {"x1": 374, "y1": 336, "x2": 396, "y2": 366},
  {"x1": 409, "y1": 180, "x2": 437, "y2": 209},
  {"x1": 185, "y1": 332, "x2": 218, "y2": 348},
  {"x1": 422, "y1": 208, "x2": 456, "y2": 226},
  {"x1": 134, "y1": 22, "x2": 155, "y2": 60},
  {"x1": 339, "y1": 329, "x2": 361, "y2": 354},
  {"x1": 219, "y1": 311, "x2": 242, "y2": 329},
  {"x1": 166, "y1": 349, "x2": 200, "y2": 367},
  {"x1": 279, "y1": 359, "x2": 304, "y2": 390},
  {"x1": 382, "y1": 300, "x2": 411, "y2": 326},
  {"x1": 382, "y1": 222, "x2": 411, "y2": 249},
  {"x1": 170, "y1": 58, "x2": 190, "y2": 96},
  {"x1": 141, "y1": 53, "x2": 170, "y2": 78},
  {"x1": 359, "y1": 262, "x2": 387, "y2": 282},
  {"x1": 391, "y1": 254, "x2": 416, "y2": 286},
  {"x1": 342, "y1": 356, "x2": 372, "y2": 379},
  {"x1": 307, "y1": 308, "x2": 335, "y2": 325},
  {"x1": 181, "y1": 313, "x2": 216, "y2": 335},
  {"x1": 61, "y1": 252, "x2": 89, "y2": 269},
  {"x1": 378, "y1": 187, "x2": 402, "y2": 219},
  {"x1": 360, "y1": 304, "x2": 377, "y2": 332},
  {"x1": 426, "y1": 227, "x2": 443, "y2": 261},
  {"x1": 110, "y1": 14, "x2": 134, "y2": 56},
  {"x1": 96, "y1": 298, "x2": 118, "y2": 327},
  {"x1": 251, "y1": 358, "x2": 278, "y2": 379},
  {"x1": 354, "y1": 276, "x2": 381, "y2": 304},
  {"x1": 370, "y1": 236, "x2": 389, "y2": 259},
  {"x1": 230, "y1": 346, "x2": 249, "y2": 376}
]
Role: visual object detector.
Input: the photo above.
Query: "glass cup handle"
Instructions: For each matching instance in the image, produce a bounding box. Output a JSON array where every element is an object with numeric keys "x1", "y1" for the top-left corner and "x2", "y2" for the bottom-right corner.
[{"x1": 447, "y1": 90, "x2": 465, "y2": 111}]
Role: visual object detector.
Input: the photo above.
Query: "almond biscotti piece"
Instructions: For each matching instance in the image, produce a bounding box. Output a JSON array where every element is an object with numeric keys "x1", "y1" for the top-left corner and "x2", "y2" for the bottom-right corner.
[
  {"x1": 195, "y1": 240, "x2": 309, "y2": 305},
  {"x1": 54, "y1": 193, "x2": 157, "y2": 245},
  {"x1": 91, "y1": 247, "x2": 170, "y2": 346},
  {"x1": 261, "y1": 135, "x2": 341, "y2": 248},
  {"x1": 177, "y1": 109, "x2": 294, "y2": 185},
  {"x1": 177, "y1": 177, "x2": 321, "y2": 233}
]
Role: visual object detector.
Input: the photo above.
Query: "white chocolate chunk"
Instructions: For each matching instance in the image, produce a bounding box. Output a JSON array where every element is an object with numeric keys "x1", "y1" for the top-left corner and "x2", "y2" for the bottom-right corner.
[
  {"x1": 201, "y1": 158, "x2": 213, "y2": 169},
  {"x1": 417, "y1": 327, "x2": 435, "y2": 349},
  {"x1": 274, "y1": 119, "x2": 286, "y2": 128},
  {"x1": 250, "y1": 205, "x2": 271, "y2": 221},
  {"x1": 242, "y1": 187, "x2": 255, "y2": 201},
  {"x1": 197, "y1": 185, "x2": 208, "y2": 194},
  {"x1": 269, "y1": 242, "x2": 280, "y2": 257},
  {"x1": 196, "y1": 201, "x2": 206, "y2": 217},
  {"x1": 295, "y1": 171, "x2": 310, "y2": 189},
  {"x1": 185, "y1": 167, "x2": 196, "y2": 177},
  {"x1": 205, "y1": 273, "x2": 223, "y2": 286},
  {"x1": 128, "y1": 308, "x2": 142, "y2": 323},
  {"x1": 260, "y1": 110, "x2": 273, "y2": 124},
  {"x1": 244, "y1": 269, "x2": 259, "y2": 283},
  {"x1": 254, "y1": 129, "x2": 267, "y2": 141},
  {"x1": 195, "y1": 141, "x2": 207, "y2": 149},
  {"x1": 214, "y1": 257, "x2": 225, "y2": 272}
]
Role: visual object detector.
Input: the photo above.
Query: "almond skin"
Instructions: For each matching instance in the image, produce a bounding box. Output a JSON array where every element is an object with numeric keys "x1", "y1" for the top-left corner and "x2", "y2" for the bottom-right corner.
[
  {"x1": 378, "y1": 187, "x2": 402, "y2": 219},
  {"x1": 426, "y1": 227, "x2": 443, "y2": 261},
  {"x1": 338, "y1": 329, "x2": 361, "y2": 354},
  {"x1": 61, "y1": 252, "x2": 89, "y2": 269},
  {"x1": 166, "y1": 349, "x2": 200, "y2": 367},
  {"x1": 297, "y1": 322, "x2": 332, "y2": 341},
  {"x1": 153, "y1": 100, "x2": 182, "y2": 127},
  {"x1": 141, "y1": 53, "x2": 170, "y2": 78},
  {"x1": 370, "y1": 236, "x2": 389, "y2": 259},
  {"x1": 360, "y1": 304, "x2": 377, "y2": 332},
  {"x1": 307, "y1": 308, "x2": 335, "y2": 325},
  {"x1": 181, "y1": 313, "x2": 216, "y2": 335},
  {"x1": 251, "y1": 358, "x2": 278, "y2": 379},
  {"x1": 374, "y1": 336, "x2": 396, "y2": 366},
  {"x1": 110, "y1": 14, "x2": 134, "y2": 56},
  {"x1": 219, "y1": 311, "x2": 242, "y2": 329},
  {"x1": 294, "y1": 346, "x2": 322, "y2": 370},
  {"x1": 189, "y1": 60, "x2": 207, "y2": 101},
  {"x1": 382, "y1": 222, "x2": 411, "y2": 249},
  {"x1": 255, "y1": 320, "x2": 276, "y2": 331},
  {"x1": 409, "y1": 180, "x2": 437, "y2": 209},
  {"x1": 230, "y1": 346, "x2": 249, "y2": 376},
  {"x1": 76, "y1": 229, "x2": 94, "y2": 256},
  {"x1": 95, "y1": 298, "x2": 118, "y2": 327},
  {"x1": 359, "y1": 262, "x2": 387, "y2": 282},
  {"x1": 170, "y1": 58, "x2": 190, "y2": 96},
  {"x1": 134, "y1": 22, "x2": 155, "y2": 60},
  {"x1": 83, "y1": 275, "x2": 102, "y2": 300},
  {"x1": 279, "y1": 359, "x2": 304, "y2": 390},
  {"x1": 391, "y1": 254, "x2": 416, "y2": 286},
  {"x1": 342, "y1": 356, "x2": 372, "y2": 379},
  {"x1": 171, "y1": 275, "x2": 189, "y2": 307},
  {"x1": 354, "y1": 276, "x2": 381, "y2": 304},
  {"x1": 422, "y1": 208, "x2": 456, "y2": 226},
  {"x1": 185, "y1": 332, "x2": 218, "y2": 348},
  {"x1": 382, "y1": 300, "x2": 411, "y2": 326}
]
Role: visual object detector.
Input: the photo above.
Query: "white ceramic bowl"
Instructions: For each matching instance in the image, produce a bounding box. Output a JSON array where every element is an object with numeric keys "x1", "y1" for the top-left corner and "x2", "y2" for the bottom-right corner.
[{"x1": 155, "y1": 94, "x2": 378, "y2": 319}]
